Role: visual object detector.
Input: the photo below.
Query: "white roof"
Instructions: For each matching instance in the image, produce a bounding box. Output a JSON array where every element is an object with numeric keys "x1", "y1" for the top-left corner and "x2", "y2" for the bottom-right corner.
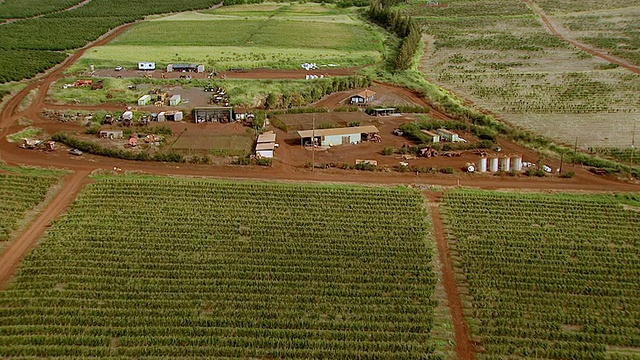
[
  {"x1": 257, "y1": 131, "x2": 276, "y2": 143},
  {"x1": 256, "y1": 142, "x2": 275, "y2": 151},
  {"x1": 296, "y1": 125, "x2": 379, "y2": 138},
  {"x1": 170, "y1": 95, "x2": 180, "y2": 100}
]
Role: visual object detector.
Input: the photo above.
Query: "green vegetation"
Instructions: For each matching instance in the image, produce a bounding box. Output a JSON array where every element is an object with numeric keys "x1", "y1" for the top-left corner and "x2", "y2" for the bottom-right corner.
[
  {"x1": 440, "y1": 190, "x2": 640, "y2": 359},
  {"x1": 533, "y1": 0, "x2": 640, "y2": 14},
  {"x1": 0, "y1": 0, "x2": 220, "y2": 83},
  {"x1": 0, "y1": 0, "x2": 82, "y2": 19},
  {"x1": 0, "y1": 176, "x2": 440, "y2": 358},
  {"x1": 79, "y1": 2, "x2": 383, "y2": 71},
  {"x1": 6, "y1": 127, "x2": 45, "y2": 142},
  {"x1": 591, "y1": 147, "x2": 640, "y2": 164},
  {"x1": 51, "y1": 133, "x2": 185, "y2": 163},
  {"x1": 0, "y1": 165, "x2": 64, "y2": 243}
]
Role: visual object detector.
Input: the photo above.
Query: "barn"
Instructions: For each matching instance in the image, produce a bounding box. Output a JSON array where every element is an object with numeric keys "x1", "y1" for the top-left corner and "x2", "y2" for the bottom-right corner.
[
  {"x1": 349, "y1": 89, "x2": 376, "y2": 105},
  {"x1": 193, "y1": 107, "x2": 233, "y2": 123},
  {"x1": 166, "y1": 63, "x2": 205, "y2": 73},
  {"x1": 296, "y1": 125, "x2": 379, "y2": 146}
]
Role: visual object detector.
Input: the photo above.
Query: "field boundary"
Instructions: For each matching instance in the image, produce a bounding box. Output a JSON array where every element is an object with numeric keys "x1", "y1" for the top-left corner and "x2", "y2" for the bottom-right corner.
[{"x1": 0, "y1": 170, "x2": 90, "y2": 289}]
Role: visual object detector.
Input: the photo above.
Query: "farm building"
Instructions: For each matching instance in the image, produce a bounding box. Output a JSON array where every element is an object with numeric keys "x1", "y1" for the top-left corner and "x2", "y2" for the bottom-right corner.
[
  {"x1": 296, "y1": 125, "x2": 380, "y2": 146},
  {"x1": 138, "y1": 62, "x2": 155, "y2": 70},
  {"x1": 350, "y1": 89, "x2": 376, "y2": 105},
  {"x1": 121, "y1": 111, "x2": 134, "y2": 121},
  {"x1": 437, "y1": 129, "x2": 460, "y2": 142},
  {"x1": 169, "y1": 95, "x2": 181, "y2": 106},
  {"x1": 368, "y1": 108, "x2": 397, "y2": 116},
  {"x1": 421, "y1": 129, "x2": 440, "y2": 143},
  {"x1": 157, "y1": 111, "x2": 183, "y2": 122},
  {"x1": 166, "y1": 63, "x2": 205, "y2": 73},
  {"x1": 100, "y1": 130, "x2": 123, "y2": 139},
  {"x1": 193, "y1": 107, "x2": 233, "y2": 123},
  {"x1": 138, "y1": 95, "x2": 151, "y2": 106},
  {"x1": 255, "y1": 131, "x2": 277, "y2": 158}
]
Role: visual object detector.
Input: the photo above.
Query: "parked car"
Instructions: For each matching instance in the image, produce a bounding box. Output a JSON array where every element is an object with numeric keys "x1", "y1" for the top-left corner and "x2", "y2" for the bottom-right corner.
[
  {"x1": 115, "y1": 66, "x2": 123, "y2": 71},
  {"x1": 68, "y1": 148, "x2": 83, "y2": 156}
]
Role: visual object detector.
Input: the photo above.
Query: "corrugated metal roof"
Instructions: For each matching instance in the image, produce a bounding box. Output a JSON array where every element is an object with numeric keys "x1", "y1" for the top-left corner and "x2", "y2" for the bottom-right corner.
[
  {"x1": 421, "y1": 129, "x2": 439, "y2": 137},
  {"x1": 353, "y1": 89, "x2": 376, "y2": 98},
  {"x1": 257, "y1": 131, "x2": 276, "y2": 143},
  {"x1": 296, "y1": 125, "x2": 379, "y2": 138},
  {"x1": 256, "y1": 142, "x2": 275, "y2": 150}
]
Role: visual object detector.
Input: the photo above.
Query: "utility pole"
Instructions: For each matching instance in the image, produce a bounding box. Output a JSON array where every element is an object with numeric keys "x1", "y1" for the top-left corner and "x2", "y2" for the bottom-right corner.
[{"x1": 573, "y1": 137, "x2": 578, "y2": 166}]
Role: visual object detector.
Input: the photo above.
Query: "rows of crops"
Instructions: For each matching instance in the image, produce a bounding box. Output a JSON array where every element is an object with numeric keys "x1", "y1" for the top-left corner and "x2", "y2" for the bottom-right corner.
[
  {"x1": 0, "y1": 0, "x2": 219, "y2": 82},
  {"x1": 440, "y1": 190, "x2": 640, "y2": 359},
  {"x1": 0, "y1": 166, "x2": 63, "y2": 244},
  {"x1": 0, "y1": 177, "x2": 441, "y2": 358},
  {"x1": 0, "y1": 0, "x2": 82, "y2": 19}
]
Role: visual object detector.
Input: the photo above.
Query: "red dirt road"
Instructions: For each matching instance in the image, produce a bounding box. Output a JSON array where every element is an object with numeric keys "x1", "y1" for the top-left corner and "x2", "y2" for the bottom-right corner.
[
  {"x1": 425, "y1": 192, "x2": 475, "y2": 360},
  {"x1": 0, "y1": 170, "x2": 90, "y2": 289},
  {"x1": 523, "y1": 0, "x2": 640, "y2": 75}
]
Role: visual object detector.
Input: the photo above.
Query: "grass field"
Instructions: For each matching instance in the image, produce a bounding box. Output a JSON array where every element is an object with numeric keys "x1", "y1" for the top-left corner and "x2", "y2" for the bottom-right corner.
[
  {"x1": 416, "y1": 0, "x2": 640, "y2": 149},
  {"x1": 0, "y1": 176, "x2": 443, "y2": 358},
  {"x1": 0, "y1": 165, "x2": 64, "y2": 249},
  {"x1": 440, "y1": 190, "x2": 640, "y2": 359},
  {"x1": 76, "y1": 2, "x2": 383, "y2": 71},
  {"x1": 172, "y1": 132, "x2": 253, "y2": 157}
]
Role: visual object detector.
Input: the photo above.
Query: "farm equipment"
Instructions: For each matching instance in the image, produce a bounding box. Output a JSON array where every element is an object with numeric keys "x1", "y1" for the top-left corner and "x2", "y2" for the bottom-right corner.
[
  {"x1": 442, "y1": 151, "x2": 462, "y2": 157},
  {"x1": 473, "y1": 149, "x2": 488, "y2": 157},
  {"x1": 20, "y1": 139, "x2": 42, "y2": 149},
  {"x1": 74, "y1": 79, "x2": 93, "y2": 87},
  {"x1": 203, "y1": 84, "x2": 216, "y2": 92},
  {"x1": 103, "y1": 114, "x2": 113, "y2": 124},
  {"x1": 139, "y1": 116, "x2": 149, "y2": 126},
  {"x1": 419, "y1": 147, "x2": 438, "y2": 158},
  {"x1": 368, "y1": 133, "x2": 382, "y2": 142},
  {"x1": 392, "y1": 128, "x2": 404, "y2": 136},
  {"x1": 91, "y1": 81, "x2": 103, "y2": 90}
]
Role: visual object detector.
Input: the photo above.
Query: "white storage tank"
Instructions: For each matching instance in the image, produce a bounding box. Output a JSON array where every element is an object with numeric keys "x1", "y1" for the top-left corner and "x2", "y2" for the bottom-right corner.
[
  {"x1": 478, "y1": 157, "x2": 487, "y2": 173},
  {"x1": 500, "y1": 156, "x2": 511, "y2": 172},
  {"x1": 489, "y1": 157, "x2": 499, "y2": 172},
  {"x1": 512, "y1": 155, "x2": 523, "y2": 171}
]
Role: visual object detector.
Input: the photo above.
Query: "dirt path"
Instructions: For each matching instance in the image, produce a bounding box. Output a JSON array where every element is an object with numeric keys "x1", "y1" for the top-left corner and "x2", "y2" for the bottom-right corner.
[
  {"x1": 425, "y1": 191, "x2": 475, "y2": 360},
  {"x1": 523, "y1": 0, "x2": 640, "y2": 75},
  {"x1": 0, "y1": 22, "x2": 133, "y2": 135},
  {"x1": 0, "y1": 170, "x2": 90, "y2": 289}
]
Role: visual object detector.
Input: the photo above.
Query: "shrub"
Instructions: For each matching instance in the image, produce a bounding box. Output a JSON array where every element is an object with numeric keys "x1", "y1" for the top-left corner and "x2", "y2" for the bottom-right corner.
[
  {"x1": 382, "y1": 147, "x2": 394, "y2": 155},
  {"x1": 559, "y1": 171, "x2": 575, "y2": 178},
  {"x1": 440, "y1": 167, "x2": 454, "y2": 174}
]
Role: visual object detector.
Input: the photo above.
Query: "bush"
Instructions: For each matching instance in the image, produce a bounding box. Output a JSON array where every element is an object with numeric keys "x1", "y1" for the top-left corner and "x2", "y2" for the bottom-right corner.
[
  {"x1": 440, "y1": 167, "x2": 454, "y2": 174},
  {"x1": 354, "y1": 162, "x2": 377, "y2": 171},
  {"x1": 382, "y1": 147, "x2": 394, "y2": 155},
  {"x1": 559, "y1": 171, "x2": 575, "y2": 178}
]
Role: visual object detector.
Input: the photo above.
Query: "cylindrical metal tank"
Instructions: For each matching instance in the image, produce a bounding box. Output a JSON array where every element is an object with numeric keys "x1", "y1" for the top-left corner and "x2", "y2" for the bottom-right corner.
[
  {"x1": 478, "y1": 157, "x2": 487, "y2": 173},
  {"x1": 489, "y1": 157, "x2": 499, "y2": 172},
  {"x1": 512, "y1": 156, "x2": 523, "y2": 171},
  {"x1": 500, "y1": 156, "x2": 511, "y2": 172}
]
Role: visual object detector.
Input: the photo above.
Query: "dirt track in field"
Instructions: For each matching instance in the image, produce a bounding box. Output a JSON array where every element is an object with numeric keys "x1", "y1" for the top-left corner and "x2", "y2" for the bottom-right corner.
[
  {"x1": 0, "y1": 170, "x2": 90, "y2": 289},
  {"x1": 523, "y1": 0, "x2": 640, "y2": 75},
  {"x1": 425, "y1": 191, "x2": 475, "y2": 360}
]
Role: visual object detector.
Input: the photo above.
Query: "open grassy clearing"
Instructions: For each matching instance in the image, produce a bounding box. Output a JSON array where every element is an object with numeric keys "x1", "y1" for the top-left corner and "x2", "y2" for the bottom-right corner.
[
  {"x1": 73, "y1": 45, "x2": 380, "y2": 72},
  {"x1": 416, "y1": 0, "x2": 640, "y2": 149},
  {"x1": 77, "y1": 2, "x2": 383, "y2": 71},
  {"x1": 0, "y1": 176, "x2": 443, "y2": 359},
  {"x1": 440, "y1": 189, "x2": 640, "y2": 359},
  {"x1": 0, "y1": 165, "x2": 64, "y2": 249}
]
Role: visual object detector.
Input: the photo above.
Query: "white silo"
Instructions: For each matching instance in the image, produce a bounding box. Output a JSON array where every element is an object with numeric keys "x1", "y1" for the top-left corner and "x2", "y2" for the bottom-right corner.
[
  {"x1": 512, "y1": 155, "x2": 523, "y2": 171},
  {"x1": 489, "y1": 157, "x2": 499, "y2": 172},
  {"x1": 500, "y1": 156, "x2": 511, "y2": 172},
  {"x1": 478, "y1": 157, "x2": 487, "y2": 173}
]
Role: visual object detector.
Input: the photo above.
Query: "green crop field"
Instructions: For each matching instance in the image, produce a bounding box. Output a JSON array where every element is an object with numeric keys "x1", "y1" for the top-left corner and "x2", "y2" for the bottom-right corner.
[
  {"x1": 415, "y1": 0, "x2": 640, "y2": 149},
  {"x1": 78, "y1": 2, "x2": 383, "y2": 71},
  {"x1": 0, "y1": 0, "x2": 82, "y2": 19},
  {"x1": 440, "y1": 190, "x2": 640, "y2": 359},
  {"x1": 0, "y1": 176, "x2": 443, "y2": 359},
  {"x1": 0, "y1": 165, "x2": 64, "y2": 247}
]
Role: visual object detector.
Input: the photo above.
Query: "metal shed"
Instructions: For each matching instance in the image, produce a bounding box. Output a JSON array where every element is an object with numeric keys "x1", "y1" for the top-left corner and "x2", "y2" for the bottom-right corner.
[
  {"x1": 420, "y1": 129, "x2": 440, "y2": 143},
  {"x1": 169, "y1": 94, "x2": 181, "y2": 106},
  {"x1": 437, "y1": 129, "x2": 460, "y2": 142},
  {"x1": 257, "y1": 131, "x2": 276, "y2": 144},
  {"x1": 255, "y1": 142, "x2": 275, "y2": 158},
  {"x1": 138, "y1": 95, "x2": 151, "y2": 106},
  {"x1": 157, "y1": 111, "x2": 183, "y2": 122},
  {"x1": 296, "y1": 125, "x2": 379, "y2": 146},
  {"x1": 100, "y1": 130, "x2": 123, "y2": 139}
]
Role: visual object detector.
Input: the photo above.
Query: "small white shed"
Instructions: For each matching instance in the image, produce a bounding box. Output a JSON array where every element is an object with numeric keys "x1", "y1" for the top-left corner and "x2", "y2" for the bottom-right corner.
[
  {"x1": 256, "y1": 142, "x2": 275, "y2": 158},
  {"x1": 138, "y1": 62, "x2": 156, "y2": 70}
]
